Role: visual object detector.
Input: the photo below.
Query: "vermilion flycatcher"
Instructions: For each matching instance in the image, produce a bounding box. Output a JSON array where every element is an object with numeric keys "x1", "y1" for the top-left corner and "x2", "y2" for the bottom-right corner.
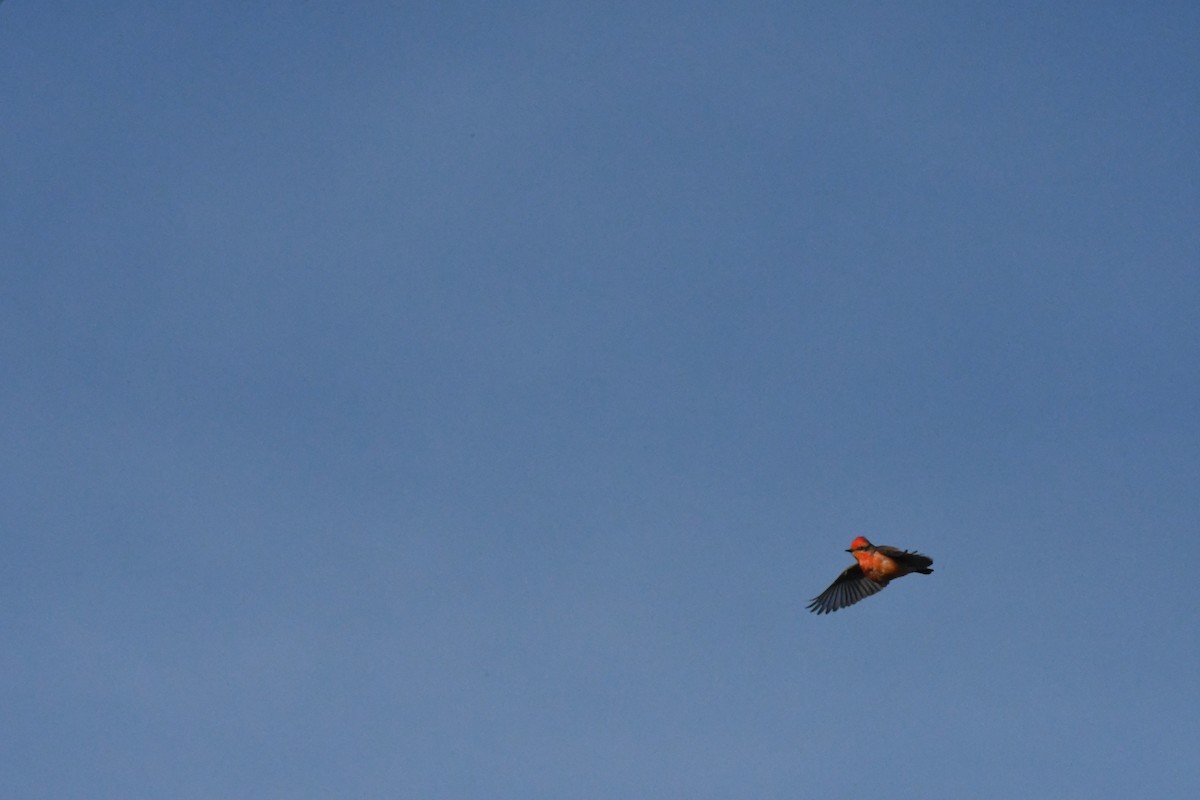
[{"x1": 808, "y1": 536, "x2": 933, "y2": 614}]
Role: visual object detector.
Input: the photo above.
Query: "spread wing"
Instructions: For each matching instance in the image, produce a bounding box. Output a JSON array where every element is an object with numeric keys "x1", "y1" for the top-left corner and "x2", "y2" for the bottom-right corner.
[
  {"x1": 807, "y1": 564, "x2": 888, "y2": 614},
  {"x1": 875, "y1": 546, "x2": 934, "y2": 572}
]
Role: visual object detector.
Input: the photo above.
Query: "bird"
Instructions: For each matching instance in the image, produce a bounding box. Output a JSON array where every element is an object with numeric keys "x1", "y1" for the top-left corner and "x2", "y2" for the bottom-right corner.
[{"x1": 807, "y1": 536, "x2": 933, "y2": 614}]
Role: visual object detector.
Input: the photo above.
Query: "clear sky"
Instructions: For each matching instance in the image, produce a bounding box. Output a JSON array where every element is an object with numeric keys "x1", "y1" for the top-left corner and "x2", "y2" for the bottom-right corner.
[{"x1": 3, "y1": 2, "x2": 1198, "y2": 798}]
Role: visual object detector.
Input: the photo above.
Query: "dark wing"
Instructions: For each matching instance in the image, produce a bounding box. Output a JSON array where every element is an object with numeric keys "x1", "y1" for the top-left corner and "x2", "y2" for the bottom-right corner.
[
  {"x1": 807, "y1": 564, "x2": 888, "y2": 614},
  {"x1": 875, "y1": 546, "x2": 934, "y2": 572}
]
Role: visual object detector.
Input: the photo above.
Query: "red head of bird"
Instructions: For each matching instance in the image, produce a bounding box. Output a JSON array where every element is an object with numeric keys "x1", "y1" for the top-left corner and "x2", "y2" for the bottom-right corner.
[{"x1": 847, "y1": 536, "x2": 873, "y2": 553}]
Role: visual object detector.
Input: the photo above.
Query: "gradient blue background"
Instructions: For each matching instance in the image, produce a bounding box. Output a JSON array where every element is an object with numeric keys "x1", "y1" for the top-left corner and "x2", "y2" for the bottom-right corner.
[{"x1": 3, "y1": 2, "x2": 1198, "y2": 797}]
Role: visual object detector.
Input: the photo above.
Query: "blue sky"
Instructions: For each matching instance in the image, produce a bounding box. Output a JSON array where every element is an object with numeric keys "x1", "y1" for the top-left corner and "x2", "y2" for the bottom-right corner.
[{"x1": 3, "y1": 2, "x2": 1198, "y2": 797}]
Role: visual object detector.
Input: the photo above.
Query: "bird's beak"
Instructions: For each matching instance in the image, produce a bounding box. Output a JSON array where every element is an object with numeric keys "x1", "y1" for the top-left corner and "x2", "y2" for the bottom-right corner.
[{"x1": 845, "y1": 548, "x2": 853, "y2": 553}]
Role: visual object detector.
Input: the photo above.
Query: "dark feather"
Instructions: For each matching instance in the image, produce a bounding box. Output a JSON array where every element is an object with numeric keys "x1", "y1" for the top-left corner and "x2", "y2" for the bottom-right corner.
[
  {"x1": 806, "y1": 564, "x2": 888, "y2": 614},
  {"x1": 875, "y1": 546, "x2": 934, "y2": 573}
]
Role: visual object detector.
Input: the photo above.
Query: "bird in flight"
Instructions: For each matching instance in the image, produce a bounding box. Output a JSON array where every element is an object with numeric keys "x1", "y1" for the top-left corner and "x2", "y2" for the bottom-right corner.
[{"x1": 807, "y1": 536, "x2": 933, "y2": 614}]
